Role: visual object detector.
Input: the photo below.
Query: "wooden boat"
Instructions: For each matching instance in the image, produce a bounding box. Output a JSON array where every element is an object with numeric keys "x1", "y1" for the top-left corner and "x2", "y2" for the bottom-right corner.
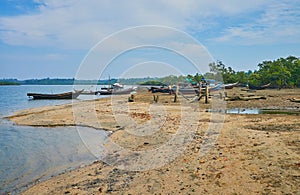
[
  {"x1": 170, "y1": 87, "x2": 199, "y2": 95},
  {"x1": 112, "y1": 83, "x2": 124, "y2": 89},
  {"x1": 207, "y1": 83, "x2": 223, "y2": 92},
  {"x1": 99, "y1": 88, "x2": 135, "y2": 95},
  {"x1": 171, "y1": 83, "x2": 222, "y2": 95},
  {"x1": 81, "y1": 83, "x2": 129, "y2": 95},
  {"x1": 223, "y1": 82, "x2": 239, "y2": 89},
  {"x1": 148, "y1": 87, "x2": 171, "y2": 93},
  {"x1": 249, "y1": 83, "x2": 271, "y2": 90},
  {"x1": 27, "y1": 90, "x2": 83, "y2": 100},
  {"x1": 98, "y1": 89, "x2": 112, "y2": 95},
  {"x1": 101, "y1": 87, "x2": 114, "y2": 90},
  {"x1": 178, "y1": 88, "x2": 199, "y2": 95}
]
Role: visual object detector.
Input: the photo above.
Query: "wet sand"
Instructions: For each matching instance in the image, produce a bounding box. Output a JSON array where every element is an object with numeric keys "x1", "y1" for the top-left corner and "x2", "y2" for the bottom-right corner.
[{"x1": 7, "y1": 88, "x2": 300, "y2": 194}]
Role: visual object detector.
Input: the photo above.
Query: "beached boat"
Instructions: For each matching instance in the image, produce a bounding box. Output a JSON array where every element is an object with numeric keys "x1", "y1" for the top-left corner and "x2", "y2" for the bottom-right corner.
[
  {"x1": 249, "y1": 83, "x2": 271, "y2": 90},
  {"x1": 148, "y1": 86, "x2": 171, "y2": 93},
  {"x1": 223, "y1": 82, "x2": 239, "y2": 89},
  {"x1": 112, "y1": 83, "x2": 124, "y2": 89},
  {"x1": 207, "y1": 83, "x2": 223, "y2": 92},
  {"x1": 170, "y1": 87, "x2": 200, "y2": 95},
  {"x1": 99, "y1": 88, "x2": 136, "y2": 95},
  {"x1": 27, "y1": 90, "x2": 83, "y2": 100},
  {"x1": 177, "y1": 88, "x2": 199, "y2": 95}
]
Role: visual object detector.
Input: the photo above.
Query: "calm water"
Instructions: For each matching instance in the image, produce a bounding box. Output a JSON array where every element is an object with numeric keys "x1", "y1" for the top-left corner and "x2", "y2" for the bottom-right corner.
[{"x1": 0, "y1": 85, "x2": 107, "y2": 194}]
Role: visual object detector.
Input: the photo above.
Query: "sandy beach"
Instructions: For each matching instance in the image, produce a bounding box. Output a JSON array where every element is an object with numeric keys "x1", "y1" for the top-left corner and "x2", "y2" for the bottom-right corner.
[{"x1": 7, "y1": 88, "x2": 300, "y2": 194}]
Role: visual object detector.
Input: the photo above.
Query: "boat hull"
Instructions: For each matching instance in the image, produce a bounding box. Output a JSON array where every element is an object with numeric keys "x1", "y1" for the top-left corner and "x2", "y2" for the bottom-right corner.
[
  {"x1": 249, "y1": 83, "x2": 271, "y2": 90},
  {"x1": 99, "y1": 88, "x2": 135, "y2": 95},
  {"x1": 27, "y1": 91, "x2": 82, "y2": 100}
]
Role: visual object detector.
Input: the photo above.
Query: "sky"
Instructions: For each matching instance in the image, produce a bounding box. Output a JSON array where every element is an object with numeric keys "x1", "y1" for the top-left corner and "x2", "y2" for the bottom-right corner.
[{"x1": 0, "y1": 0, "x2": 300, "y2": 80}]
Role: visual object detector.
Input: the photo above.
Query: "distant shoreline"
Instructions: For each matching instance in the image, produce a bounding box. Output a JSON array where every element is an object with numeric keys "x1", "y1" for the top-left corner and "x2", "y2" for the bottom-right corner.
[
  {"x1": 0, "y1": 77, "x2": 154, "y2": 86},
  {"x1": 0, "y1": 82, "x2": 20, "y2": 85}
]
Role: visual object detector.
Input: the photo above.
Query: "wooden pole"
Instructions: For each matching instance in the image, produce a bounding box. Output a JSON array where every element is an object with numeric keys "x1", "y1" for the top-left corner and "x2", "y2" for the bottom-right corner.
[
  {"x1": 205, "y1": 85, "x2": 209, "y2": 104},
  {"x1": 174, "y1": 84, "x2": 179, "y2": 102},
  {"x1": 219, "y1": 92, "x2": 223, "y2": 99},
  {"x1": 199, "y1": 82, "x2": 202, "y2": 98},
  {"x1": 153, "y1": 95, "x2": 159, "y2": 103},
  {"x1": 197, "y1": 82, "x2": 202, "y2": 101}
]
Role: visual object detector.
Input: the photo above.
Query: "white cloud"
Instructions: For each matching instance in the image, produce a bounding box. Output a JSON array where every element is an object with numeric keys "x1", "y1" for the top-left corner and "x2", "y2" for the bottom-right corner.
[
  {"x1": 0, "y1": 0, "x2": 299, "y2": 50},
  {"x1": 214, "y1": 1, "x2": 300, "y2": 44}
]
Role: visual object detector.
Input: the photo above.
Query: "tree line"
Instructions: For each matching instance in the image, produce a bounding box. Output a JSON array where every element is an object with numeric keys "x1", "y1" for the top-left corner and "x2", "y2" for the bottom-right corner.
[
  {"x1": 187, "y1": 56, "x2": 300, "y2": 88},
  {"x1": 1, "y1": 56, "x2": 299, "y2": 88}
]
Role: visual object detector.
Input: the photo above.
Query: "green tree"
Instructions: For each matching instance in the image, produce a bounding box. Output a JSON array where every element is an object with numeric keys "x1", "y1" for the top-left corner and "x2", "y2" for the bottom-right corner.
[{"x1": 248, "y1": 72, "x2": 262, "y2": 87}]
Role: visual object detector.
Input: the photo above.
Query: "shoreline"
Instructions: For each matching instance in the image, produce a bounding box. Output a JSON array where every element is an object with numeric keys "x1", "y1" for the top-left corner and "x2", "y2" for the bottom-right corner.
[{"x1": 5, "y1": 88, "x2": 300, "y2": 194}]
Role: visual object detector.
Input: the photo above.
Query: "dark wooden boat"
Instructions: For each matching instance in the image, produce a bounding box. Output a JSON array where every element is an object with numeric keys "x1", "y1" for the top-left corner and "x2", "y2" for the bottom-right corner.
[
  {"x1": 98, "y1": 89, "x2": 112, "y2": 95},
  {"x1": 99, "y1": 88, "x2": 135, "y2": 95},
  {"x1": 223, "y1": 82, "x2": 239, "y2": 89},
  {"x1": 249, "y1": 83, "x2": 271, "y2": 90},
  {"x1": 170, "y1": 87, "x2": 199, "y2": 95},
  {"x1": 27, "y1": 90, "x2": 83, "y2": 99},
  {"x1": 177, "y1": 88, "x2": 199, "y2": 95},
  {"x1": 148, "y1": 87, "x2": 171, "y2": 93},
  {"x1": 207, "y1": 84, "x2": 223, "y2": 92}
]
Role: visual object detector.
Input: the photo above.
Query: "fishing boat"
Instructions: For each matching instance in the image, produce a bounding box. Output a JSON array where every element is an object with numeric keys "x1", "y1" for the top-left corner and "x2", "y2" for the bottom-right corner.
[
  {"x1": 27, "y1": 90, "x2": 83, "y2": 100},
  {"x1": 249, "y1": 83, "x2": 271, "y2": 90},
  {"x1": 177, "y1": 88, "x2": 199, "y2": 95},
  {"x1": 207, "y1": 83, "x2": 223, "y2": 92},
  {"x1": 81, "y1": 91, "x2": 96, "y2": 95},
  {"x1": 148, "y1": 86, "x2": 171, "y2": 93},
  {"x1": 80, "y1": 83, "x2": 126, "y2": 95},
  {"x1": 171, "y1": 86, "x2": 199, "y2": 95},
  {"x1": 81, "y1": 90, "x2": 101, "y2": 95},
  {"x1": 223, "y1": 82, "x2": 239, "y2": 89},
  {"x1": 112, "y1": 83, "x2": 124, "y2": 89},
  {"x1": 99, "y1": 88, "x2": 136, "y2": 95}
]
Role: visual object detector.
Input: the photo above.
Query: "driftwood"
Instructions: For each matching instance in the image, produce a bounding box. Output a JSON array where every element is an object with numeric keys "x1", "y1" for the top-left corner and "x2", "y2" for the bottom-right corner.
[
  {"x1": 153, "y1": 95, "x2": 159, "y2": 103},
  {"x1": 288, "y1": 98, "x2": 300, "y2": 103},
  {"x1": 225, "y1": 96, "x2": 267, "y2": 101}
]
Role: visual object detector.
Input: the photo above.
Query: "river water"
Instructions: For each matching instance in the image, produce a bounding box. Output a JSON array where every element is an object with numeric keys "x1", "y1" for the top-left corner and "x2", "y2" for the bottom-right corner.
[{"x1": 0, "y1": 85, "x2": 107, "y2": 194}]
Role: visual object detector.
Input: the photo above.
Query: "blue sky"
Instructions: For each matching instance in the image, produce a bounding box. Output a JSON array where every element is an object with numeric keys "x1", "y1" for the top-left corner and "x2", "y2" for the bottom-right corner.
[{"x1": 1, "y1": 0, "x2": 300, "y2": 80}]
